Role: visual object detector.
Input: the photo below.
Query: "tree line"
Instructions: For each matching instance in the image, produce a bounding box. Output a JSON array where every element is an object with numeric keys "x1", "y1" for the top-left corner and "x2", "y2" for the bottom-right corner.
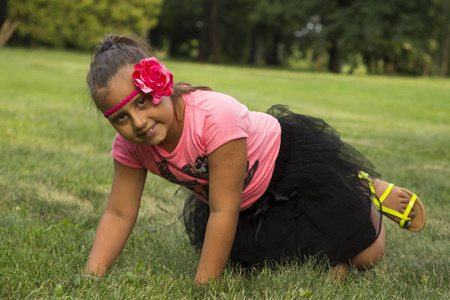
[
  {"x1": 1, "y1": 0, "x2": 449, "y2": 76},
  {"x1": 0, "y1": 0, "x2": 162, "y2": 50}
]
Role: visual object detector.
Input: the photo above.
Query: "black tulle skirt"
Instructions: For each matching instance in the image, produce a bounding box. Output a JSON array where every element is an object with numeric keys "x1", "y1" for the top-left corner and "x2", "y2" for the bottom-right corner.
[{"x1": 183, "y1": 105, "x2": 382, "y2": 268}]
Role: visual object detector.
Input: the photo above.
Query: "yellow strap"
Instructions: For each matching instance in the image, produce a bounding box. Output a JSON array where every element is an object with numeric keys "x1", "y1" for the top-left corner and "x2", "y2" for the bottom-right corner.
[
  {"x1": 379, "y1": 183, "x2": 394, "y2": 204},
  {"x1": 359, "y1": 171, "x2": 374, "y2": 189},
  {"x1": 399, "y1": 194, "x2": 417, "y2": 228},
  {"x1": 359, "y1": 171, "x2": 377, "y2": 203},
  {"x1": 359, "y1": 171, "x2": 415, "y2": 228}
]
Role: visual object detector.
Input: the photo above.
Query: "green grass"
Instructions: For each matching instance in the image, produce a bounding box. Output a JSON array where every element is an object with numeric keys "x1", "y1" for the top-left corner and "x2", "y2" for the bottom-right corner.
[{"x1": 0, "y1": 47, "x2": 449, "y2": 299}]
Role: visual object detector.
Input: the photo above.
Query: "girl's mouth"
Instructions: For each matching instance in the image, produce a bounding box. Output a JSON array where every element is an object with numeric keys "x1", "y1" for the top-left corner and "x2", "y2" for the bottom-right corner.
[{"x1": 141, "y1": 122, "x2": 158, "y2": 137}]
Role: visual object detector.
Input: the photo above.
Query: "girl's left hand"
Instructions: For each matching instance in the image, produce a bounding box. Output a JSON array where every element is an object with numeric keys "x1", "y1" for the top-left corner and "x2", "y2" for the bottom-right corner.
[{"x1": 194, "y1": 138, "x2": 247, "y2": 284}]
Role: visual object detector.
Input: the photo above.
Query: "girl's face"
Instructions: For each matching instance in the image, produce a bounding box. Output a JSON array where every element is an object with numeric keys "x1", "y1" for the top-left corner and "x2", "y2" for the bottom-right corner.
[{"x1": 98, "y1": 65, "x2": 181, "y2": 151}]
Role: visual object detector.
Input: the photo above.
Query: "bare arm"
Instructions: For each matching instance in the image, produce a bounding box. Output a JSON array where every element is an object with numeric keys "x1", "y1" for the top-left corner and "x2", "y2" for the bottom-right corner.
[
  {"x1": 85, "y1": 159, "x2": 147, "y2": 276},
  {"x1": 194, "y1": 138, "x2": 247, "y2": 283}
]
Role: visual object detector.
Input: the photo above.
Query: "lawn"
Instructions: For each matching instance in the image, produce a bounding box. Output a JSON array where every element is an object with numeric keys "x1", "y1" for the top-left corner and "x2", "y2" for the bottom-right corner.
[{"x1": 0, "y1": 47, "x2": 449, "y2": 299}]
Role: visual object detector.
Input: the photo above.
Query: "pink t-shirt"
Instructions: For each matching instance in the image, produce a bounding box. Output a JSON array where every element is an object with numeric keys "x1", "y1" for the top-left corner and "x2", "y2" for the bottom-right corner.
[{"x1": 111, "y1": 90, "x2": 281, "y2": 210}]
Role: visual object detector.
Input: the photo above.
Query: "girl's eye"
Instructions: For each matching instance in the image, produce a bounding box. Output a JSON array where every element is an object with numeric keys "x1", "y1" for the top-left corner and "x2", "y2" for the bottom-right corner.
[
  {"x1": 115, "y1": 113, "x2": 127, "y2": 122},
  {"x1": 137, "y1": 98, "x2": 147, "y2": 106}
]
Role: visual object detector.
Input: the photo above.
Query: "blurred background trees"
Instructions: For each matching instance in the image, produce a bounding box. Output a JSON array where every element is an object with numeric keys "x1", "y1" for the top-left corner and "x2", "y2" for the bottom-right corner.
[
  {"x1": 1, "y1": 0, "x2": 449, "y2": 76},
  {"x1": 0, "y1": 0, "x2": 162, "y2": 49}
]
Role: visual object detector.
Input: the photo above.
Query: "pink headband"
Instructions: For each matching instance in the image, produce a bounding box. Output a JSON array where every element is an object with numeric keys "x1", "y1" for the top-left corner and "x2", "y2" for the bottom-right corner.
[
  {"x1": 104, "y1": 57, "x2": 174, "y2": 118},
  {"x1": 104, "y1": 88, "x2": 140, "y2": 118}
]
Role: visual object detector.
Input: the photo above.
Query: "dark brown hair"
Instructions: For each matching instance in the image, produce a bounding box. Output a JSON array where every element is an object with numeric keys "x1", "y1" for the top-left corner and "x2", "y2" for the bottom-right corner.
[{"x1": 87, "y1": 33, "x2": 211, "y2": 109}]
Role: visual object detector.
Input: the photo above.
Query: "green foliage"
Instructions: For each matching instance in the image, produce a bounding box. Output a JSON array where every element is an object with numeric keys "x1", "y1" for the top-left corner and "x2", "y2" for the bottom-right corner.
[
  {"x1": 153, "y1": 0, "x2": 449, "y2": 75},
  {"x1": 150, "y1": 0, "x2": 204, "y2": 57},
  {"x1": 3, "y1": 0, "x2": 449, "y2": 75},
  {"x1": 298, "y1": 0, "x2": 450, "y2": 75},
  {"x1": 0, "y1": 48, "x2": 449, "y2": 299},
  {"x1": 7, "y1": 0, "x2": 163, "y2": 49},
  {"x1": 289, "y1": 0, "x2": 446, "y2": 75}
]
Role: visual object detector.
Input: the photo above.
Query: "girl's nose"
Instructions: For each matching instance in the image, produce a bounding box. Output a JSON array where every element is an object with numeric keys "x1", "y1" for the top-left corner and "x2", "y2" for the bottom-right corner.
[{"x1": 132, "y1": 113, "x2": 148, "y2": 130}]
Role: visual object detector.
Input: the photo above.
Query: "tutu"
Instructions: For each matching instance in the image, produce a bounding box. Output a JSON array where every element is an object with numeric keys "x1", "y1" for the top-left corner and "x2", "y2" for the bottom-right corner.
[{"x1": 183, "y1": 105, "x2": 383, "y2": 267}]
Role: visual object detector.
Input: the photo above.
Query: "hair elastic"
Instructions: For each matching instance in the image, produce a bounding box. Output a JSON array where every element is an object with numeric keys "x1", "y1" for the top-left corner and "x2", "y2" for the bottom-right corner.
[
  {"x1": 104, "y1": 88, "x2": 140, "y2": 118},
  {"x1": 94, "y1": 39, "x2": 117, "y2": 60}
]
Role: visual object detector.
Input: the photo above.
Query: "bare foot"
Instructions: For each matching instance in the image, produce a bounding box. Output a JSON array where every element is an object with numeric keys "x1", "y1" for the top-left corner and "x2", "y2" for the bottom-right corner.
[{"x1": 372, "y1": 178, "x2": 415, "y2": 227}]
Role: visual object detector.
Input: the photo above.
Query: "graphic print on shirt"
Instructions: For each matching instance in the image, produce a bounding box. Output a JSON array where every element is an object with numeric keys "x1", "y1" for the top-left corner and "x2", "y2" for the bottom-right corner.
[
  {"x1": 181, "y1": 155, "x2": 209, "y2": 180},
  {"x1": 157, "y1": 155, "x2": 259, "y2": 201},
  {"x1": 244, "y1": 160, "x2": 259, "y2": 191}
]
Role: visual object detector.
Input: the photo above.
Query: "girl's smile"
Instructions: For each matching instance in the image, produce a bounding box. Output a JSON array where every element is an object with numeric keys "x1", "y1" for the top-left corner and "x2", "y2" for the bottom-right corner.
[
  {"x1": 139, "y1": 122, "x2": 158, "y2": 138},
  {"x1": 98, "y1": 65, "x2": 183, "y2": 152}
]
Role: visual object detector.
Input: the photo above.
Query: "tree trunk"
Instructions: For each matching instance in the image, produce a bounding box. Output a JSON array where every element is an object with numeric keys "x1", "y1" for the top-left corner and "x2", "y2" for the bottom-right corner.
[
  {"x1": 328, "y1": 40, "x2": 341, "y2": 73},
  {"x1": 209, "y1": 0, "x2": 220, "y2": 63},
  {"x1": 197, "y1": 0, "x2": 210, "y2": 62},
  {"x1": 253, "y1": 32, "x2": 265, "y2": 66},
  {"x1": 433, "y1": 0, "x2": 450, "y2": 77},
  {"x1": 440, "y1": 23, "x2": 450, "y2": 77},
  {"x1": 267, "y1": 31, "x2": 282, "y2": 65},
  {"x1": 197, "y1": 0, "x2": 220, "y2": 63},
  {"x1": 314, "y1": 47, "x2": 328, "y2": 71},
  {"x1": 384, "y1": 61, "x2": 395, "y2": 75},
  {"x1": 0, "y1": 18, "x2": 20, "y2": 47}
]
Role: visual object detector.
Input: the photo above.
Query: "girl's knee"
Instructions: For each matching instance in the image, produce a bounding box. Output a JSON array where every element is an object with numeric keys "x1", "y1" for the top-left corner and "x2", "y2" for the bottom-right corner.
[{"x1": 349, "y1": 226, "x2": 385, "y2": 270}]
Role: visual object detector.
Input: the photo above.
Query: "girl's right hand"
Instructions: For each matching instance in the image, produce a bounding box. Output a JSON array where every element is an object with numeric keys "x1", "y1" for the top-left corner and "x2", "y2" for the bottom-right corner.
[{"x1": 85, "y1": 160, "x2": 147, "y2": 275}]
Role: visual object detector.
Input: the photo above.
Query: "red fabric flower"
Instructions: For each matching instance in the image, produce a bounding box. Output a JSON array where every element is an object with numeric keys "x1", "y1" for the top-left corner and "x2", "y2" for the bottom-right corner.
[{"x1": 132, "y1": 57, "x2": 174, "y2": 104}]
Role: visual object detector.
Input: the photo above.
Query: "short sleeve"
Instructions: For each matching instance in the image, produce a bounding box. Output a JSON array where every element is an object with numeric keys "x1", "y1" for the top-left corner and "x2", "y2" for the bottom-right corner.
[
  {"x1": 201, "y1": 93, "x2": 250, "y2": 154},
  {"x1": 111, "y1": 134, "x2": 145, "y2": 168}
]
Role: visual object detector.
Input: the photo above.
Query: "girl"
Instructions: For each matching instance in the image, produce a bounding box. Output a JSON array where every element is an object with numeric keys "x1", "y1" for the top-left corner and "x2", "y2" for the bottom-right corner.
[{"x1": 85, "y1": 34, "x2": 426, "y2": 283}]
